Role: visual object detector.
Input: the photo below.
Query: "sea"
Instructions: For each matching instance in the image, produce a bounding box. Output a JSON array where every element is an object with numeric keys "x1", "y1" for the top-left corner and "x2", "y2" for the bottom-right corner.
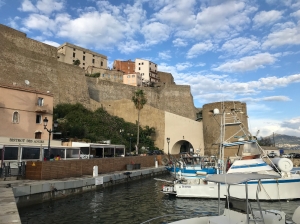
[{"x1": 18, "y1": 173, "x2": 300, "y2": 224}]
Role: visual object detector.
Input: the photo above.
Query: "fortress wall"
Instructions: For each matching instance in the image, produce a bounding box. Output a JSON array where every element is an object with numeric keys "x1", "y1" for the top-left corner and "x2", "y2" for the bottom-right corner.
[
  {"x1": 86, "y1": 78, "x2": 197, "y2": 120},
  {"x1": 202, "y1": 101, "x2": 249, "y2": 156},
  {"x1": 0, "y1": 24, "x2": 57, "y2": 58},
  {"x1": 0, "y1": 24, "x2": 90, "y2": 107}
]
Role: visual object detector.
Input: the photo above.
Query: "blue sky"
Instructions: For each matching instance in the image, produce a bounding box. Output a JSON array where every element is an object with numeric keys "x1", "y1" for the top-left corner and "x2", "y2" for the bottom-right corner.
[{"x1": 1, "y1": 0, "x2": 300, "y2": 138}]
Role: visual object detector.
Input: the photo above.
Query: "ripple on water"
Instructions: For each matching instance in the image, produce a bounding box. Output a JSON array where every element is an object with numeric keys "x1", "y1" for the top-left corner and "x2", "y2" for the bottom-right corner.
[{"x1": 19, "y1": 174, "x2": 300, "y2": 224}]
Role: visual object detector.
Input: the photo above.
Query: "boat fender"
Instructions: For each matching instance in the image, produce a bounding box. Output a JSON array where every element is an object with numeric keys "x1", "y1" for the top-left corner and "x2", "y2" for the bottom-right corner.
[{"x1": 270, "y1": 158, "x2": 293, "y2": 172}]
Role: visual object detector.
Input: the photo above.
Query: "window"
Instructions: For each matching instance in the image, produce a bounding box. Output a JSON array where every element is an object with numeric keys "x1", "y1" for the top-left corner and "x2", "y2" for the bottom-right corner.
[
  {"x1": 139, "y1": 63, "x2": 140, "y2": 65},
  {"x1": 127, "y1": 75, "x2": 130, "y2": 78},
  {"x1": 36, "y1": 115, "x2": 42, "y2": 124},
  {"x1": 92, "y1": 59, "x2": 95, "y2": 64},
  {"x1": 37, "y1": 97, "x2": 44, "y2": 106},
  {"x1": 83, "y1": 67, "x2": 85, "y2": 70},
  {"x1": 73, "y1": 60, "x2": 75, "y2": 62},
  {"x1": 93, "y1": 55, "x2": 95, "y2": 57},
  {"x1": 73, "y1": 52, "x2": 75, "y2": 57},
  {"x1": 83, "y1": 56, "x2": 85, "y2": 61},
  {"x1": 22, "y1": 147, "x2": 40, "y2": 159},
  {"x1": 102, "y1": 74, "x2": 105, "y2": 77},
  {"x1": 132, "y1": 75, "x2": 135, "y2": 78},
  {"x1": 12, "y1": 111, "x2": 19, "y2": 123},
  {"x1": 35, "y1": 132, "x2": 41, "y2": 139},
  {"x1": 83, "y1": 63, "x2": 85, "y2": 65},
  {"x1": 142, "y1": 62, "x2": 144, "y2": 65},
  {"x1": 101, "y1": 61, "x2": 103, "y2": 66},
  {"x1": 139, "y1": 67, "x2": 141, "y2": 70},
  {"x1": 73, "y1": 48, "x2": 76, "y2": 51},
  {"x1": 83, "y1": 51, "x2": 85, "y2": 54}
]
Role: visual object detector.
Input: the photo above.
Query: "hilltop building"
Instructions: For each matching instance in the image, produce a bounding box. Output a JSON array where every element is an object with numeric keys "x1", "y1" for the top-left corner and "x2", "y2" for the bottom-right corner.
[
  {"x1": 113, "y1": 60, "x2": 135, "y2": 74},
  {"x1": 57, "y1": 42, "x2": 108, "y2": 71},
  {"x1": 135, "y1": 58, "x2": 159, "y2": 86},
  {"x1": 123, "y1": 72, "x2": 142, "y2": 86}
]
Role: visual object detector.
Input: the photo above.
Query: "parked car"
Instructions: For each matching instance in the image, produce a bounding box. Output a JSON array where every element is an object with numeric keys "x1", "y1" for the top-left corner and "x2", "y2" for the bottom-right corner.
[
  {"x1": 289, "y1": 153, "x2": 297, "y2": 158},
  {"x1": 294, "y1": 154, "x2": 300, "y2": 158},
  {"x1": 268, "y1": 152, "x2": 277, "y2": 158},
  {"x1": 281, "y1": 154, "x2": 291, "y2": 158}
]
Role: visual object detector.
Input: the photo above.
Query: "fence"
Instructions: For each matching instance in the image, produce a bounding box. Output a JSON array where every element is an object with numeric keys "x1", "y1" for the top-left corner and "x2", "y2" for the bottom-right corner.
[{"x1": 0, "y1": 162, "x2": 26, "y2": 179}]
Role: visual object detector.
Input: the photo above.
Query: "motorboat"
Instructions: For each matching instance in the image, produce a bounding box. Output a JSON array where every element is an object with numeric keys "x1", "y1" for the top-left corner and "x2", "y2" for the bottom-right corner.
[
  {"x1": 165, "y1": 154, "x2": 218, "y2": 179},
  {"x1": 162, "y1": 173, "x2": 300, "y2": 224},
  {"x1": 162, "y1": 102, "x2": 300, "y2": 200}
]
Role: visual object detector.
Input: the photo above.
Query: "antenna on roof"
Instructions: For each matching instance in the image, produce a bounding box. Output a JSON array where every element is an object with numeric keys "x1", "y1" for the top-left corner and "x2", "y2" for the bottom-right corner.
[{"x1": 25, "y1": 80, "x2": 30, "y2": 86}]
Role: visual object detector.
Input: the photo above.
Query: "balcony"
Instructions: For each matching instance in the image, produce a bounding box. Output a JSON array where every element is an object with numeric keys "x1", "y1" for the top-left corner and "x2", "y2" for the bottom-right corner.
[{"x1": 35, "y1": 105, "x2": 48, "y2": 113}]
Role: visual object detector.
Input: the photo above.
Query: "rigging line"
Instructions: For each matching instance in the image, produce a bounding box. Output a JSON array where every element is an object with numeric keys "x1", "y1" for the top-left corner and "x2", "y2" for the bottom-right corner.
[{"x1": 276, "y1": 179, "x2": 282, "y2": 211}]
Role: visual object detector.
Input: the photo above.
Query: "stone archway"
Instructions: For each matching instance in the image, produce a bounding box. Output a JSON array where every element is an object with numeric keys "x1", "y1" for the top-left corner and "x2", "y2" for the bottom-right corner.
[{"x1": 170, "y1": 140, "x2": 195, "y2": 155}]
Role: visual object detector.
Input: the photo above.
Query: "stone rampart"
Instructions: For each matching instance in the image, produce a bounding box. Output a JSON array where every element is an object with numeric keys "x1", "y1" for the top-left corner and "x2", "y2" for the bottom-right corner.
[
  {"x1": 87, "y1": 78, "x2": 197, "y2": 120},
  {"x1": 0, "y1": 24, "x2": 90, "y2": 107}
]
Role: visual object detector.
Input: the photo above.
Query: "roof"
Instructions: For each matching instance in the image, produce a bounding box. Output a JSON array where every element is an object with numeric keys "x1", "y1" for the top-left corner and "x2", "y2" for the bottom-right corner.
[{"x1": 205, "y1": 173, "x2": 280, "y2": 185}]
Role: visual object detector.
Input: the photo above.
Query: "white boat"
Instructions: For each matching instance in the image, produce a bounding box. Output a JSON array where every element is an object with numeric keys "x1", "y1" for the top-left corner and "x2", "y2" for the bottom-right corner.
[
  {"x1": 162, "y1": 173, "x2": 300, "y2": 224},
  {"x1": 165, "y1": 155, "x2": 218, "y2": 179},
  {"x1": 162, "y1": 103, "x2": 300, "y2": 200}
]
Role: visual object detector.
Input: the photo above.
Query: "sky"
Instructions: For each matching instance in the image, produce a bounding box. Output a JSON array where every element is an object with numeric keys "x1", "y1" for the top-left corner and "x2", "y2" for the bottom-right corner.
[{"x1": 0, "y1": 0, "x2": 300, "y2": 138}]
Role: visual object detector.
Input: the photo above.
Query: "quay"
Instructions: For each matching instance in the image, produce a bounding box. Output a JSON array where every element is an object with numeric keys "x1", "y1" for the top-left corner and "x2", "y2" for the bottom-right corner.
[{"x1": 0, "y1": 165, "x2": 167, "y2": 224}]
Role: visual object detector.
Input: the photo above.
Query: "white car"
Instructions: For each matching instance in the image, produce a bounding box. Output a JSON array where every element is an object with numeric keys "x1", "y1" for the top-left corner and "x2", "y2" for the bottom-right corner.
[{"x1": 281, "y1": 154, "x2": 291, "y2": 158}]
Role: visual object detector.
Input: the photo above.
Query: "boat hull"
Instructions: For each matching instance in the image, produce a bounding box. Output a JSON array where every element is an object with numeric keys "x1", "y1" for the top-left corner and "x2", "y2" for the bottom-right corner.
[{"x1": 173, "y1": 174, "x2": 300, "y2": 200}]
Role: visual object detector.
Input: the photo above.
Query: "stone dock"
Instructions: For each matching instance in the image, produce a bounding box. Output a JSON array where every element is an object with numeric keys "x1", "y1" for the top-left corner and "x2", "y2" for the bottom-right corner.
[{"x1": 0, "y1": 166, "x2": 167, "y2": 224}]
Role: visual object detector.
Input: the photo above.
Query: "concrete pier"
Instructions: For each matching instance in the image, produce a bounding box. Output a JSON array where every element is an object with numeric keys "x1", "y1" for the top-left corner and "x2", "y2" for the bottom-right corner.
[{"x1": 0, "y1": 166, "x2": 167, "y2": 223}]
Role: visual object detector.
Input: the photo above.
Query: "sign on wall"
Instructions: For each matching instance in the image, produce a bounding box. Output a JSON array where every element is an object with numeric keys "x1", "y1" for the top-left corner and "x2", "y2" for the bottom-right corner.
[{"x1": 95, "y1": 176, "x2": 103, "y2": 185}]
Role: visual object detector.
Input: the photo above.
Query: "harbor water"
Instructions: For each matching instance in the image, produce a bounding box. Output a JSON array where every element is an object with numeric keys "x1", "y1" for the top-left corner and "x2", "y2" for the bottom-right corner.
[{"x1": 19, "y1": 173, "x2": 300, "y2": 224}]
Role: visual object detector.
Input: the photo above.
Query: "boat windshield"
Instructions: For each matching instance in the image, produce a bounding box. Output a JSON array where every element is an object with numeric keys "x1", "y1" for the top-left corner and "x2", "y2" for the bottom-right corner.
[{"x1": 225, "y1": 196, "x2": 248, "y2": 214}]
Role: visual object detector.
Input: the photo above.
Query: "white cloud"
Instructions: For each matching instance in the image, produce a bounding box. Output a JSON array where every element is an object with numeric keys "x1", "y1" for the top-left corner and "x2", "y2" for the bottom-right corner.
[
  {"x1": 23, "y1": 14, "x2": 56, "y2": 32},
  {"x1": 187, "y1": 41, "x2": 214, "y2": 58},
  {"x1": 282, "y1": 117, "x2": 300, "y2": 130},
  {"x1": 290, "y1": 9, "x2": 300, "y2": 18},
  {"x1": 0, "y1": 0, "x2": 5, "y2": 8},
  {"x1": 43, "y1": 40, "x2": 60, "y2": 47},
  {"x1": 36, "y1": 0, "x2": 64, "y2": 14},
  {"x1": 141, "y1": 22, "x2": 171, "y2": 45},
  {"x1": 221, "y1": 37, "x2": 260, "y2": 56},
  {"x1": 57, "y1": 11, "x2": 127, "y2": 50},
  {"x1": 252, "y1": 10, "x2": 283, "y2": 28},
  {"x1": 239, "y1": 96, "x2": 291, "y2": 102},
  {"x1": 18, "y1": 0, "x2": 37, "y2": 12},
  {"x1": 262, "y1": 22, "x2": 300, "y2": 48},
  {"x1": 159, "y1": 51, "x2": 172, "y2": 60},
  {"x1": 173, "y1": 38, "x2": 188, "y2": 47},
  {"x1": 153, "y1": 0, "x2": 196, "y2": 28},
  {"x1": 177, "y1": 1, "x2": 257, "y2": 40},
  {"x1": 176, "y1": 62, "x2": 192, "y2": 71},
  {"x1": 213, "y1": 53, "x2": 277, "y2": 73},
  {"x1": 18, "y1": 0, "x2": 64, "y2": 14}
]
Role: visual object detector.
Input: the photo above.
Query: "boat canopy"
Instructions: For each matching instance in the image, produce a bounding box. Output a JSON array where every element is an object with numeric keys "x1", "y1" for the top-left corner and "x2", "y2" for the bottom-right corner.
[{"x1": 205, "y1": 173, "x2": 281, "y2": 185}]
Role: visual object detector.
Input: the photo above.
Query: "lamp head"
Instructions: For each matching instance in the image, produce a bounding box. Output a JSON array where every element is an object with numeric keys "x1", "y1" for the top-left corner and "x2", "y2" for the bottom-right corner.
[
  {"x1": 43, "y1": 117, "x2": 48, "y2": 129},
  {"x1": 166, "y1": 137, "x2": 170, "y2": 143},
  {"x1": 53, "y1": 120, "x2": 58, "y2": 128}
]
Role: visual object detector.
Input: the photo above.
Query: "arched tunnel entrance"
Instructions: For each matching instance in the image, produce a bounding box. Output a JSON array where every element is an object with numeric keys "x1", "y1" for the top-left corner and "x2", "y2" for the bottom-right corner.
[{"x1": 170, "y1": 140, "x2": 199, "y2": 155}]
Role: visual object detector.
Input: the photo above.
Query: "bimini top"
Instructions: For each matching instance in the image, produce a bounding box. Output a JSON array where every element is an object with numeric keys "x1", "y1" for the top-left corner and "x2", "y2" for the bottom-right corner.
[{"x1": 205, "y1": 173, "x2": 281, "y2": 185}]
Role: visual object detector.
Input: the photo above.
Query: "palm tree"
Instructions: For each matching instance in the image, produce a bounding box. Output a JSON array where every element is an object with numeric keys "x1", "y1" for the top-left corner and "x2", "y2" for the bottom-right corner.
[{"x1": 132, "y1": 89, "x2": 147, "y2": 154}]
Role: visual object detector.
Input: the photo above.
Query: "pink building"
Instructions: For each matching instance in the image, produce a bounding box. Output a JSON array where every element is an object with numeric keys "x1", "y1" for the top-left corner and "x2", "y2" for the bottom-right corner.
[{"x1": 0, "y1": 83, "x2": 54, "y2": 140}]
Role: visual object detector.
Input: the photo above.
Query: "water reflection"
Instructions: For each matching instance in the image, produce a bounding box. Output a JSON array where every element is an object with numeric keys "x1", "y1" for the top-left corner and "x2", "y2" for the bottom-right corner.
[{"x1": 19, "y1": 174, "x2": 300, "y2": 224}]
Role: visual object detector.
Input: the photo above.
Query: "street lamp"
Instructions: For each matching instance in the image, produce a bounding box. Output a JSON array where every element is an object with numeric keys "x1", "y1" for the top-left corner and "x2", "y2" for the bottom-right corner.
[
  {"x1": 167, "y1": 137, "x2": 170, "y2": 158},
  {"x1": 43, "y1": 117, "x2": 58, "y2": 158}
]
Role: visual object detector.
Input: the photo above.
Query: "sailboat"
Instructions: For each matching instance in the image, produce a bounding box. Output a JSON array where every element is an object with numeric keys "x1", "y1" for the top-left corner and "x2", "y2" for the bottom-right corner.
[{"x1": 162, "y1": 102, "x2": 300, "y2": 200}]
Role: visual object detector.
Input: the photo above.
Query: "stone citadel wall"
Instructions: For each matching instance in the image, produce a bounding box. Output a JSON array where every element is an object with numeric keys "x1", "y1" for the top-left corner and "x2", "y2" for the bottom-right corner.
[
  {"x1": 0, "y1": 24, "x2": 199, "y2": 150},
  {"x1": 0, "y1": 24, "x2": 91, "y2": 107}
]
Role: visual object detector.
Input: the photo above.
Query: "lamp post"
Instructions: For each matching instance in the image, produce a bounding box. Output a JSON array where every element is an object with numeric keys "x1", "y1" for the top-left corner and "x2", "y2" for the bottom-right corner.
[
  {"x1": 43, "y1": 117, "x2": 58, "y2": 158},
  {"x1": 167, "y1": 137, "x2": 170, "y2": 159}
]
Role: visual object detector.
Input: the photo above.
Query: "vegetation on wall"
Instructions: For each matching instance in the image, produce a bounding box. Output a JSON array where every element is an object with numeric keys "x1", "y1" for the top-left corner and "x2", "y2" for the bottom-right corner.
[
  {"x1": 73, "y1": 59, "x2": 81, "y2": 66},
  {"x1": 53, "y1": 103, "x2": 160, "y2": 154},
  {"x1": 85, "y1": 72, "x2": 100, "y2": 77}
]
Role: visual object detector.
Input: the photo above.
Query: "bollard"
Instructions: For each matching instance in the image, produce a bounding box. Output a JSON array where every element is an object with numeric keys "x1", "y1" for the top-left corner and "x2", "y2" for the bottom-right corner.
[
  {"x1": 155, "y1": 157, "x2": 158, "y2": 168},
  {"x1": 93, "y1": 166, "x2": 98, "y2": 177}
]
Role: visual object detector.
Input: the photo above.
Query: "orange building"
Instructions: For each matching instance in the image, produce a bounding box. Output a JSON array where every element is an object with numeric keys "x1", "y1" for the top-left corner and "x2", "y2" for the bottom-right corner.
[
  {"x1": 0, "y1": 83, "x2": 54, "y2": 140},
  {"x1": 113, "y1": 60, "x2": 135, "y2": 74}
]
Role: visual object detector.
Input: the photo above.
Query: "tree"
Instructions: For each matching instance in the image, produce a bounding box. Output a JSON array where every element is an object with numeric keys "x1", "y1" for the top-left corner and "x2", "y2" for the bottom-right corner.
[
  {"x1": 132, "y1": 89, "x2": 147, "y2": 154},
  {"x1": 73, "y1": 59, "x2": 81, "y2": 66}
]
